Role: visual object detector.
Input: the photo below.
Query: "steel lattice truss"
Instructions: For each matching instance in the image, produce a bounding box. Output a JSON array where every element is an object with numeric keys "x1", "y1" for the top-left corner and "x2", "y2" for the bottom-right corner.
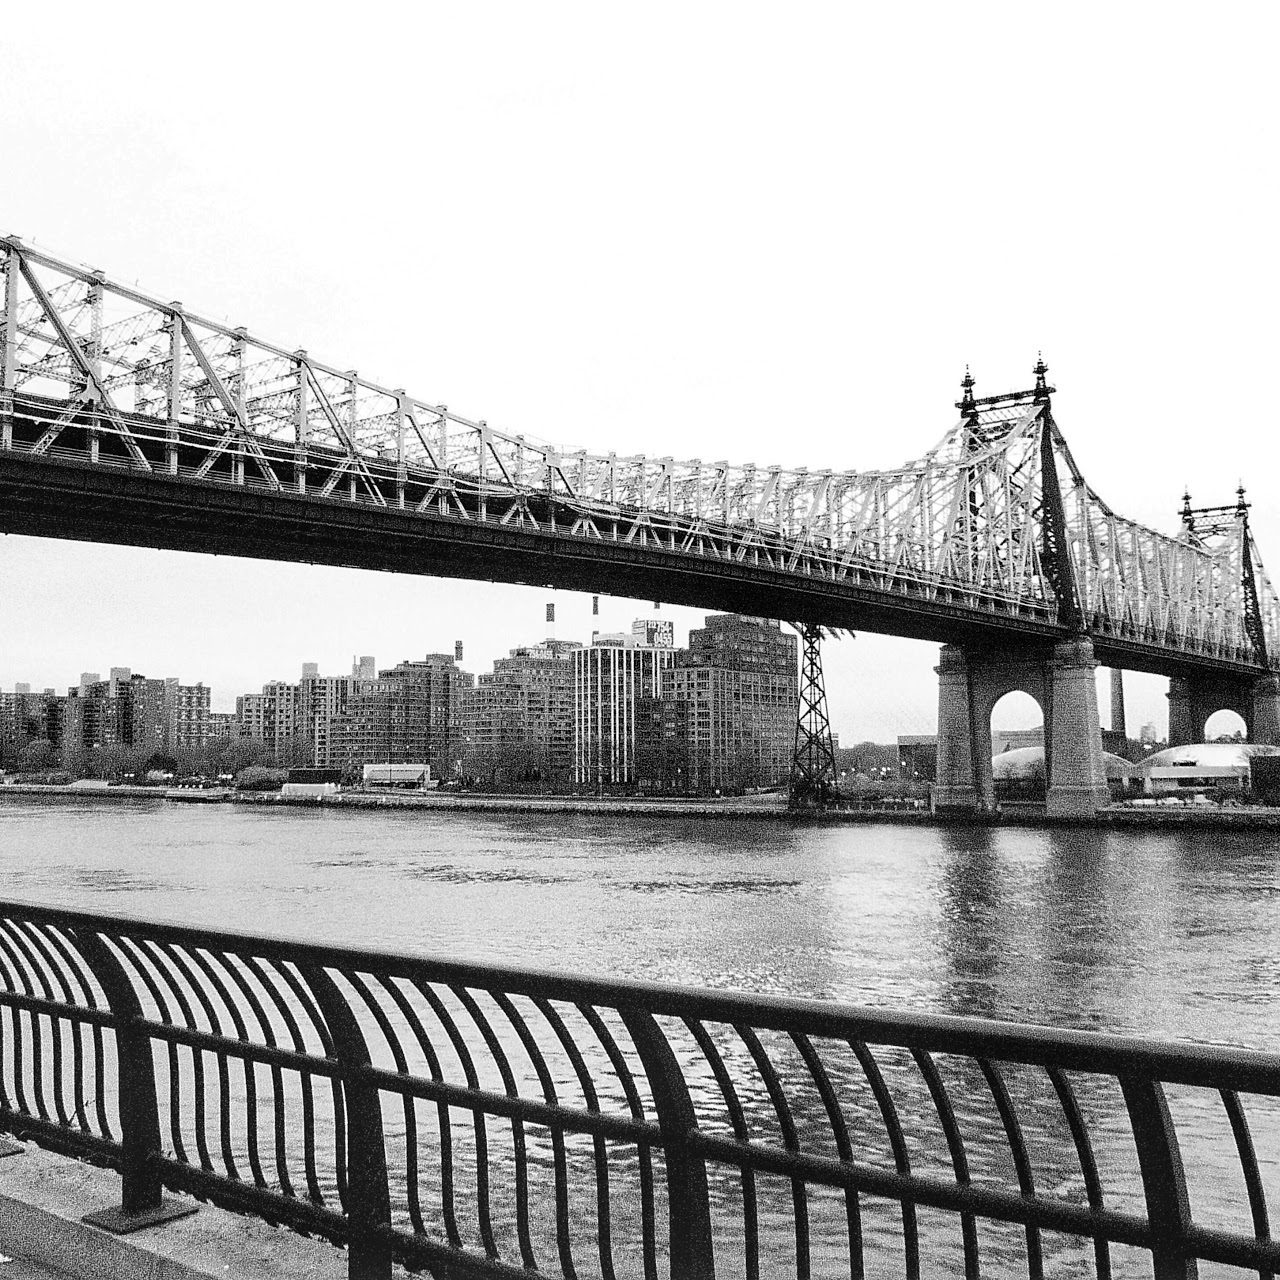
[{"x1": 2, "y1": 237, "x2": 1276, "y2": 670}]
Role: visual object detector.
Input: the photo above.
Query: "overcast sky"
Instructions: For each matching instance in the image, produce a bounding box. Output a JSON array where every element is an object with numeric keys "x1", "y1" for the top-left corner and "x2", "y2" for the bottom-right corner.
[{"x1": 2, "y1": 5, "x2": 1277, "y2": 739}]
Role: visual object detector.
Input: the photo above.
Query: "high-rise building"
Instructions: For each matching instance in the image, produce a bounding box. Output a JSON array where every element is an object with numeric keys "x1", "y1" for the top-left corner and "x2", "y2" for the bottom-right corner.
[
  {"x1": 235, "y1": 680, "x2": 301, "y2": 757},
  {"x1": 573, "y1": 621, "x2": 675, "y2": 788},
  {"x1": 637, "y1": 615, "x2": 798, "y2": 794},
  {"x1": 51, "y1": 669, "x2": 189, "y2": 770},
  {"x1": 299, "y1": 665, "x2": 354, "y2": 765},
  {"x1": 122, "y1": 674, "x2": 171, "y2": 754},
  {"x1": 0, "y1": 688, "x2": 55, "y2": 761},
  {"x1": 207, "y1": 712, "x2": 236, "y2": 740},
  {"x1": 464, "y1": 639, "x2": 581, "y2": 787},
  {"x1": 325, "y1": 655, "x2": 473, "y2": 776},
  {"x1": 166, "y1": 681, "x2": 212, "y2": 751}
]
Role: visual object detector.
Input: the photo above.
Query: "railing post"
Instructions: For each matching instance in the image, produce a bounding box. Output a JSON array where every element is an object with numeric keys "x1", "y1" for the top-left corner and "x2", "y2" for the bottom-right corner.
[
  {"x1": 302, "y1": 964, "x2": 393, "y2": 1280},
  {"x1": 73, "y1": 929, "x2": 198, "y2": 1232},
  {"x1": 1120, "y1": 1077, "x2": 1198, "y2": 1280},
  {"x1": 622, "y1": 1009, "x2": 715, "y2": 1280}
]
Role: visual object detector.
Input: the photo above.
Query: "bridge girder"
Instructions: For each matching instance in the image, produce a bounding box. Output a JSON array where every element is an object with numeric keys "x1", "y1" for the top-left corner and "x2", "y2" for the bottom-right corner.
[{"x1": 1, "y1": 236, "x2": 1275, "y2": 677}]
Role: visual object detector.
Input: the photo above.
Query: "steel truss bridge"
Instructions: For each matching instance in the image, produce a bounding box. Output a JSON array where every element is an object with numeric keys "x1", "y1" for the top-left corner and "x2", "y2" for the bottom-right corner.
[{"x1": 1, "y1": 236, "x2": 1276, "y2": 679}]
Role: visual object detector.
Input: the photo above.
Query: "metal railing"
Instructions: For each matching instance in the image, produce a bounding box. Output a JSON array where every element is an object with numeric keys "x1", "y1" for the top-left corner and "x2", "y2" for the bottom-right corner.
[{"x1": 0, "y1": 899, "x2": 1276, "y2": 1279}]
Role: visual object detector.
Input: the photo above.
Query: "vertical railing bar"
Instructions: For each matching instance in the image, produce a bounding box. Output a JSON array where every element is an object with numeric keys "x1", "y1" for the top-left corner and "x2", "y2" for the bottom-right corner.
[
  {"x1": 139, "y1": 941, "x2": 216, "y2": 1174},
  {"x1": 849, "y1": 1039, "x2": 921, "y2": 1280},
  {"x1": 580, "y1": 1004, "x2": 660, "y2": 1280},
  {"x1": 15, "y1": 923, "x2": 83, "y2": 1132},
  {"x1": 911, "y1": 1048, "x2": 980, "y2": 1280},
  {"x1": 274, "y1": 961, "x2": 341, "y2": 1206},
  {"x1": 380, "y1": 975, "x2": 462, "y2": 1247},
  {"x1": 411, "y1": 978, "x2": 503, "y2": 1253},
  {"x1": 977, "y1": 1058, "x2": 1043, "y2": 1280},
  {"x1": 344, "y1": 973, "x2": 426, "y2": 1237},
  {"x1": 534, "y1": 997, "x2": 619, "y2": 1280},
  {"x1": 447, "y1": 984, "x2": 530, "y2": 1267},
  {"x1": 6, "y1": 922, "x2": 67, "y2": 1128},
  {"x1": 0, "y1": 925, "x2": 43, "y2": 1125},
  {"x1": 735, "y1": 1023, "x2": 811, "y2": 1280},
  {"x1": 412, "y1": 979, "x2": 506, "y2": 1260},
  {"x1": 1219, "y1": 1089, "x2": 1273, "y2": 1280},
  {"x1": 2, "y1": 1002, "x2": 27, "y2": 1123},
  {"x1": 490, "y1": 991, "x2": 579, "y2": 1280},
  {"x1": 1119, "y1": 1075, "x2": 1197, "y2": 1280},
  {"x1": 0, "y1": 991, "x2": 15, "y2": 1116},
  {"x1": 18, "y1": 921, "x2": 81, "y2": 1131},
  {"x1": 1045, "y1": 1066, "x2": 1112, "y2": 1279},
  {"x1": 685, "y1": 1018, "x2": 760, "y2": 1280},
  {"x1": 237, "y1": 953, "x2": 310, "y2": 1200},
  {"x1": 792, "y1": 1032, "x2": 865, "y2": 1280},
  {"x1": 72, "y1": 929, "x2": 196, "y2": 1230},
  {"x1": 39, "y1": 925, "x2": 106, "y2": 1137},
  {"x1": 621, "y1": 1009, "x2": 715, "y2": 1280},
  {"x1": 192, "y1": 949, "x2": 270, "y2": 1189},
  {"x1": 218, "y1": 952, "x2": 298, "y2": 1197},
  {"x1": 115, "y1": 936, "x2": 189, "y2": 1166},
  {"x1": 153, "y1": 942, "x2": 240, "y2": 1181},
  {"x1": 300, "y1": 965, "x2": 392, "y2": 1280}
]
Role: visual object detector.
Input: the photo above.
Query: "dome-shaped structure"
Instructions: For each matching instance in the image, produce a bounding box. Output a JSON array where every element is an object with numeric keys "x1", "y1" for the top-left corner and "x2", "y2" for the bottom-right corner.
[
  {"x1": 1139, "y1": 742, "x2": 1280, "y2": 771},
  {"x1": 1137, "y1": 741, "x2": 1280, "y2": 797},
  {"x1": 992, "y1": 745, "x2": 1133, "y2": 783}
]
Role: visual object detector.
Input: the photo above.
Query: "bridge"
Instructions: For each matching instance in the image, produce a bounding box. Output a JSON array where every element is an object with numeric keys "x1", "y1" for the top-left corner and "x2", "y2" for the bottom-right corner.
[{"x1": 2, "y1": 236, "x2": 1278, "y2": 814}]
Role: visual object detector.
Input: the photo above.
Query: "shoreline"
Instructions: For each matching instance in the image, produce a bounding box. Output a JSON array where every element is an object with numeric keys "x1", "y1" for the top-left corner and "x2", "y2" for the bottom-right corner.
[{"x1": 4, "y1": 782, "x2": 1280, "y2": 828}]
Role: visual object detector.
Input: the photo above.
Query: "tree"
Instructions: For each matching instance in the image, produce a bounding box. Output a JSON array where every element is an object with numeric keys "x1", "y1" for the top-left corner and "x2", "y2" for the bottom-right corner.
[
  {"x1": 143, "y1": 752, "x2": 180, "y2": 776},
  {"x1": 88, "y1": 744, "x2": 148, "y2": 780},
  {"x1": 273, "y1": 734, "x2": 314, "y2": 769},
  {"x1": 17, "y1": 738, "x2": 55, "y2": 772}
]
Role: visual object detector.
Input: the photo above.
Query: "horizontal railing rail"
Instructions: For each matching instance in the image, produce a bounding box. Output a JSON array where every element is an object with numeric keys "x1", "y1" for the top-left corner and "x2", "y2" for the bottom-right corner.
[{"x1": 0, "y1": 899, "x2": 1277, "y2": 1279}]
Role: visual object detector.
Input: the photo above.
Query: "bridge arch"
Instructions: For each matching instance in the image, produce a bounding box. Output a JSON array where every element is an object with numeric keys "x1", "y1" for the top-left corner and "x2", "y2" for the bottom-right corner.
[
  {"x1": 990, "y1": 690, "x2": 1047, "y2": 801},
  {"x1": 961, "y1": 654, "x2": 1053, "y2": 813},
  {"x1": 1168, "y1": 676, "x2": 1255, "y2": 746},
  {"x1": 935, "y1": 639, "x2": 1109, "y2": 816},
  {"x1": 1204, "y1": 708, "x2": 1249, "y2": 742}
]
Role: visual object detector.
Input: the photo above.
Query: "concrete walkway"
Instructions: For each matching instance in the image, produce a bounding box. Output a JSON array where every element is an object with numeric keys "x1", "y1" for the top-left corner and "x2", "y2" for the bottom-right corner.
[
  {"x1": 0, "y1": 1255, "x2": 77, "y2": 1279},
  {"x1": 0, "y1": 1141, "x2": 356, "y2": 1280}
]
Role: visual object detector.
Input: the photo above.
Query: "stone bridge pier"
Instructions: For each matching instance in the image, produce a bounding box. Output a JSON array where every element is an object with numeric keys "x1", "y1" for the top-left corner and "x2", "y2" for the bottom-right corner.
[
  {"x1": 1167, "y1": 673, "x2": 1280, "y2": 746},
  {"x1": 934, "y1": 637, "x2": 1110, "y2": 818}
]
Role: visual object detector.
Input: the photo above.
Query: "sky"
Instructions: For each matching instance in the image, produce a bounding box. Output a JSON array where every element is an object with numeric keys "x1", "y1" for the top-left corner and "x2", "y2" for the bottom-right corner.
[{"x1": 2, "y1": 4, "x2": 1278, "y2": 739}]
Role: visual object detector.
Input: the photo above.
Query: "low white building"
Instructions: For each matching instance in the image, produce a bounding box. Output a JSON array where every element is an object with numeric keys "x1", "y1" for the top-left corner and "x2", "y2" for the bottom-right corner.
[
  {"x1": 1138, "y1": 742, "x2": 1280, "y2": 796},
  {"x1": 363, "y1": 762, "x2": 432, "y2": 788}
]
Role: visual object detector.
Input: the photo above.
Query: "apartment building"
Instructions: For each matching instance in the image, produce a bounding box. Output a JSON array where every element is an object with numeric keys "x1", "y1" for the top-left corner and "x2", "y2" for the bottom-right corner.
[
  {"x1": 638, "y1": 615, "x2": 798, "y2": 794},
  {"x1": 573, "y1": 620, "x2": 675, "y2": 788},
  {"x1": 464, "y1": 639, "x2": 581, "y2": 787},
  {"x1": 324, "y1": 654, "x2": 473, "y2": 777}
]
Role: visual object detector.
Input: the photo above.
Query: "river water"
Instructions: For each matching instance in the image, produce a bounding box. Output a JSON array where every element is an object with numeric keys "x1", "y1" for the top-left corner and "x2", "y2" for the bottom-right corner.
[{"x1": 1, "y1": 798, "x2": 1278, "y2": 1275}]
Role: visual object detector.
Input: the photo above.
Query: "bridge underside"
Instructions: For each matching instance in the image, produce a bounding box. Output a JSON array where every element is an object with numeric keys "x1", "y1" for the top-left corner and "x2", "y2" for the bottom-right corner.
[
  {"x1": 2, "y1": 450, "x2": 1265, "y2": 683},
  {"x1": 0, "y1": 450, "x2": 1059, "y2": 649}
]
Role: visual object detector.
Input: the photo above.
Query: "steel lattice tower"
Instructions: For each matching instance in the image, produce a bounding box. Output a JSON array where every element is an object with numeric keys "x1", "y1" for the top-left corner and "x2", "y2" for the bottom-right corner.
[{"x1": 790, "y1": 624, "x2": 838, "y2": 808}]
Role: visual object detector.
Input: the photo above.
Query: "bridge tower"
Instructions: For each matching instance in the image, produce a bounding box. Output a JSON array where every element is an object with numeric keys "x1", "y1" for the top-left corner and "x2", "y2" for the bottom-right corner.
[
  {"x1": 934, "y1": 360, "x2": 1111, "y2": 818},
  {"x1": 1171, "y1": 488, "x2": 1280, "y2": 747},
  {"x1": 790, "y1": 624, "x2": 838, "y2": 808}
]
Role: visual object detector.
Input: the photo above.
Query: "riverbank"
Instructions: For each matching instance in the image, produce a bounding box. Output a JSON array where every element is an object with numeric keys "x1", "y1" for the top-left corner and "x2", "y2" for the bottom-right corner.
[
  {"x1": 6, "y1": 782, "x2": 1280, "y2": 828},
  {"x1": 230, "y1": 788, "x2": 938, "y2": 822}
]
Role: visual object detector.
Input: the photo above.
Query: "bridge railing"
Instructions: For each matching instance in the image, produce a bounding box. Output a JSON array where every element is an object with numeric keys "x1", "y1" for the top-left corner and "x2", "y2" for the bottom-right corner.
[{"x1": 0, "y1": 900, "x2": 1277, "y2": 1280}]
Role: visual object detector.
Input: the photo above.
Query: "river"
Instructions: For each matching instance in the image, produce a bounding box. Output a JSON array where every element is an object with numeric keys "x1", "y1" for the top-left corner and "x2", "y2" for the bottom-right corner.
[
  {"x1": 2, "y1": 797, "x2": 1276, "y2": 1048},
  {"x1": 1, "y1": 797, "x2": 1277, "y2": 1276}
]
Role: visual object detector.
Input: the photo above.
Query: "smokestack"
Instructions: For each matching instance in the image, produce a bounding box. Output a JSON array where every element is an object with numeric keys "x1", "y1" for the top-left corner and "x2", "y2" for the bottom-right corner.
[
  {"x1": 1110, "y1": 668, "x2": 1127, "y2": 737},
  {"x1": 592, "y1": 595, "x2": 599, "y2": 616},
  {"x1": 454, "y1": 640, "x2": 463, "y2": 662}
]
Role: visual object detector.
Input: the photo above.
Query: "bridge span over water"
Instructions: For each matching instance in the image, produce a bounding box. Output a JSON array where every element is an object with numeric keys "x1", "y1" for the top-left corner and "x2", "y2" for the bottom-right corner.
[{"x1": 2, "y1": 236, "x2": 1277, "y2": 814}]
